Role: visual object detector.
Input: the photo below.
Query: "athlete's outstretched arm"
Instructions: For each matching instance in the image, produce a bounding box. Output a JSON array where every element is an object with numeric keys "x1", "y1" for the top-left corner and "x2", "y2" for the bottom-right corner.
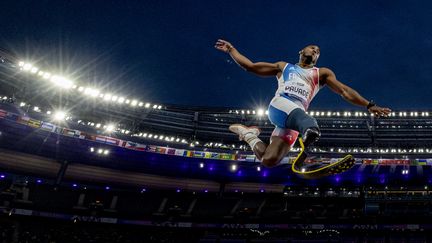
[
  {"x1": 320, "y1": 67, "x2": 391, "y2": 117},
  {"x1": 215, "y1": 39, "x2": 285, "y2": 77}
]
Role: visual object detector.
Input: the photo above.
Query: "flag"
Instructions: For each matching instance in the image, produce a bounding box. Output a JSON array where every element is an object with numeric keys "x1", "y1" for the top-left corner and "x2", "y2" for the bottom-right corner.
[
  {"x1": 41, "y1": 122, "x2": 55, "y2": 132},
  {"x1": 27, "y1": 118, "x2": 41, "y2": 128},
  {"x1": 146, "y1": 146, "x2": 157, "y2": 152},
  {"x1": 105, "y1": 137, "x2": 120, "y2": 146},
  {"x1": 193, "y1": 151, "x2": 205, "y2": 158},
  {"x1": 219, "y1": 154, "x2": 232, "y2": 160},
  {"x1": 17, "y1": 116, "x2": 30, "y2": 125},
  {"x1": 175, "y1": 149, "x2": 185, "y2": 156},
  {"x1": 167, "y1": 148, "x2": 176, "y2": 155},
  {"x1": 95, "y1": 136, "x2": 106, "y2": 143},
  {"x1": 62, "y1": 128, "x2": 78, "y2": 137},
  {"x1": 0, "y1": 109, "x2": 6, "y2": 119},
  {"x1": 245, "y1": 155, "x2": 256, "y2": 162},
  {"x1": 156, "y1": 147, "x2": 166, "y2": 154}
]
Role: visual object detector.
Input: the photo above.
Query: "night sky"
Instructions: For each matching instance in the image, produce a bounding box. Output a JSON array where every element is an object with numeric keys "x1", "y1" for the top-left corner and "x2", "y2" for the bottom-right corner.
[{"x1": 1, "y1": 0, "x2": 431, "y2": 110}]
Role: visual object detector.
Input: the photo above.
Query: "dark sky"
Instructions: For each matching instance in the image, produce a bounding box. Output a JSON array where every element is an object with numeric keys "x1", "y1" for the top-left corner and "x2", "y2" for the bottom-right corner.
[{"x1": 1, "y1": 0, "x2": 431, "y2": 110}]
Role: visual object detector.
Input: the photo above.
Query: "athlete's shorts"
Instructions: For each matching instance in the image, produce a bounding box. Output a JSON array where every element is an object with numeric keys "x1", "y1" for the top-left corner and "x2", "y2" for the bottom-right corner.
[
  {"x1": 267, "y1": 95, "x2": 304, "y2": 128},
  {"x1": 268, "y1": 96, "x2": 303, "y2": 145}
]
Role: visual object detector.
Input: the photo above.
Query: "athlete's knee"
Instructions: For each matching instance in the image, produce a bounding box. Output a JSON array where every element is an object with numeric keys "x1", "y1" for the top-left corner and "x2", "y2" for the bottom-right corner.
[
  {"x1": 285, "y1": 108, "x2": 319, "y2": 135},
  {"x1": 261, "y1": 153, "x2": 282, "y2": 168}
]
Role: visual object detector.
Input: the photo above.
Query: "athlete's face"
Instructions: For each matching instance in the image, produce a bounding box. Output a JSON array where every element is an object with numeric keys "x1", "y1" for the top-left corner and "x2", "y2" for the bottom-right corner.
[{"x1": 299, "y1": 45, "x2": 320, "y2": 63}]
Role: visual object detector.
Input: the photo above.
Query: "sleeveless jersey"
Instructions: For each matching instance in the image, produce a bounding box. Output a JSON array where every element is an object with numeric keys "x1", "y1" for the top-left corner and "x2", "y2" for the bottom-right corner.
[{"x1": 275, "y1": 63, "x2": 322, "y2": 110}]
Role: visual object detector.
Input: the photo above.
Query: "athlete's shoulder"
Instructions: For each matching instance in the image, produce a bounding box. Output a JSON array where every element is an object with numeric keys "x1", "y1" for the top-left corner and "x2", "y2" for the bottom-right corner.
[
  {"x1": 275, "y1": 61, "x2": 288, "y2": 71},
  {"x1": 318, "y1": 67, "x2": 335, "y2": 77}
]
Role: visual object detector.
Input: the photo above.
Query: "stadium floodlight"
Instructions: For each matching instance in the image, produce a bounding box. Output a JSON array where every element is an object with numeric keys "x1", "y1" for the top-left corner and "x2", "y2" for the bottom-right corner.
[
  {"x1": 118, "y1": 97, "x2": 125, "y2": 103},
  {"x1": 111, "y1": 96, "x2": 118, "y2": 102},
  {"x1": 103, "y1": 94, "x2": 112, "y2": 101},
  {"x1": 257, "y1": 108, "x2": 265, "y2": 116},
  {"x1": 246, "y1": 110, "x2": 250, "y2": 114},
  {"x1": 154, "y1": 135, "x2": 159, "y2": 139},
  {"x1": 43, "y1": 72, "x2": 51, "y2": 79},
  {"x1": 46, "y1": 111, "x2": 51, "y2": 115},
  {"x1": 95, "y1": 123, "x2": 101, "y2": 128},
  {"x1": 199, "y1": 163, "x2": 204, "y2": 168},
  {"x1": 158, "y1": 105, "x2": 162, "y2": 109},
  {"x1": 33, "y1": 106, "x2": 40, "y2": 112},
  {"x1": 148, "y1": 134, "x2": 153, "y2": 138},
  {"x1": 97, "y1": 149, "x2": 103, "y2": 154},
  {"x1": 175, "y1": 138, "x2": 180, "y2": 142},
  {"x1": 53, "y1": 111, "x2": 67, "y2": 121},
  {"x1": 131, "y1": 100, "x2": 138, "y2": 106},
  {"x1": 38, "y1": 71, "x2": 44, "y2": 76},
  {"x1": 125, "y1": 99, "x2": 130, "y2": 104},
  {"x1": 189, "y1": 143, "x2": 195, "y2": 147},
  {"x1": 145, "y1": 103, "x2": 151, "y2": 108},
  {"x1": 152, "y1": 104, "x2": 158, "y2": 109},
  {"x1": 18, "y1": 61, "x2": 24, "y2": 67},
  {"x1": 257, "y1": 166, "x2": 261, "y2": 172},
  {"x1": 23, "y1": 63, "x2": 32, "y2": 71},
  {"x1": 30, "y1": 67, "x2": 38, "y2": 73},
  {"x1": 105, "y1": 124, "x2": 115, "y2": 132},
  {"x1": 265, "y1": 110, "x2": 269, "y2": 115},
  {"x1": 138, "y1": 102, "x2": 143, "y2": 107},
  {"x1": 241, "y1": 110, "x2": 245, "y2": 114},
  {"x1": 103, "y1": 150, "x2": 109, "y2": 155},
  {"x1": 77, "y1": 86, "x2": 84, "y2": 92},
  {"x1": 159, "y1": 135, "x2": 164, "y2": 140},
  {"x1": 143, "y1": 133, "x2": 148, "y2": 137},
  {"x1": 50, "y1": 75, "x2": 74, "y2": 89},
  {"x1": 19, "y1": 102, "x2": 26, "y2": 107},
  {"x1": 90, "y1": 147, "x2": 95, "y2": 152}
]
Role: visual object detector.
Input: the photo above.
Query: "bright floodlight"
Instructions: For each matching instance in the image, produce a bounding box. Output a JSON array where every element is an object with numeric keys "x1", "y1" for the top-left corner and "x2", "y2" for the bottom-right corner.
[
  {"x1": 131, "y1": 100, "x2": 138, "y2": 106},
  {"x1": 118, "y1": 97, "x2": 125, "y2": 103},
  {"x1": 23, "y1": 63, "x2": 32, "y2": 71},
  {"x1": 199, "y1": 163, "x2": 204, "y2": 168},
  {"x1": 18, "y1": 61, "x2": 24, "y2": 67},
  {"x1": 138, "y1": 102, "x2": 143, "y2": 107},
  {"x1": 30, "y1": 67, "x2": 38, "y2": 73},
  {"x1": 145, "y1": 103, "x2": 151, "y2": 108},
  {"x1": 103, "y1": 94, "x2": 112, "y2": 101},
  {"x1": 106, "y1": 124, "x2": 115, "y2": 132},
  {"x1": 43, "y1": 72, "x2": 51, "y2": 79},
  {"x1": 53, "y1": 111, "x2": 67, "y2": 121},
  {"x1": 50, "y1": 75, "x2": 74, "y2": 89},
  {"x1": 257, "y1": 108, "x2": 265, "y2": 116},
  {"x1": 111, "y1": 96, "x2": 118, "y2": 102}
]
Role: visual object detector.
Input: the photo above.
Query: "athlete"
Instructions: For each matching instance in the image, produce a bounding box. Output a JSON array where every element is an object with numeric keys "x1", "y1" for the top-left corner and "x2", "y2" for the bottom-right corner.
[{"x1": 215, "y1": 39, "x2": 391, "y2": 169}]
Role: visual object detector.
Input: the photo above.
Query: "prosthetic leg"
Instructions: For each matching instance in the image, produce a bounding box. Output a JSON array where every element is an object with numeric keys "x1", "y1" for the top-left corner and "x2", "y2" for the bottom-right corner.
[{"x1": 291, "y1": 137, "x2": 356, "y2": 179}]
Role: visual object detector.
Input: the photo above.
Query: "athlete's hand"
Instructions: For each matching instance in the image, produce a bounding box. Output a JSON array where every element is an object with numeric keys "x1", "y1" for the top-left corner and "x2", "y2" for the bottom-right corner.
[
  {"x1": 215, "y1": 39, "x2": 234, "y2": 53},
  {"x1": 368, "y1": 105, "x2": 391, "y2": 118}
]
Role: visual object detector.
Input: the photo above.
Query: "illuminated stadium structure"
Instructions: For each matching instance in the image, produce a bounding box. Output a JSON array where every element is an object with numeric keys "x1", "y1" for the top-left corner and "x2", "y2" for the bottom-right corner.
[{"x1": 2, "y1": 48, "x2": 432, "y2": 241}]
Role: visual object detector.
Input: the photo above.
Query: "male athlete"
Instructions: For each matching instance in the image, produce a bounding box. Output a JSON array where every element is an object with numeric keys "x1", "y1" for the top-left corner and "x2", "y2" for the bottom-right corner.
[{"x1": 215, "y1": 39, "x2": 391, "y2": 170}]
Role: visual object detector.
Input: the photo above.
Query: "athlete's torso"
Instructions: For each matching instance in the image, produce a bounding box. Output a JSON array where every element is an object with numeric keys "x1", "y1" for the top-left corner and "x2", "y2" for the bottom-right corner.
[{"x1": 275, "y1": 63, "x2": 322, "y2": 110}]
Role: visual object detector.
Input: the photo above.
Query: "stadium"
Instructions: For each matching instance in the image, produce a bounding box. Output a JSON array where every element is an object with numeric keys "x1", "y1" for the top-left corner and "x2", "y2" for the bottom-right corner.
[{"x1": 1, "y1": 44, "x2": 432, "y2": 243}]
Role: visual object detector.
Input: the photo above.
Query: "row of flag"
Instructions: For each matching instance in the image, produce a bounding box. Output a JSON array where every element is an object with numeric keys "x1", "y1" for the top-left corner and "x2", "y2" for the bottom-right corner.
[{"x1": 1, "y1": 108, "x2": 430, "y2": 165}]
